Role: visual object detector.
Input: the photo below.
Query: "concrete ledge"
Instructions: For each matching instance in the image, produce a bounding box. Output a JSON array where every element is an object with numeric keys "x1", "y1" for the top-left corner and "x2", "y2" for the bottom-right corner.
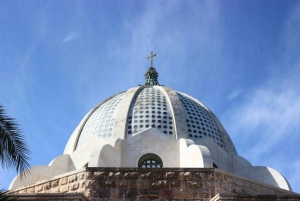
[
  {"x1": 14, "y1": 193, "x2": 89, "y2": 201},
  {"x1": 211, "y1": 193, "x2": 300, "y2": 201}
]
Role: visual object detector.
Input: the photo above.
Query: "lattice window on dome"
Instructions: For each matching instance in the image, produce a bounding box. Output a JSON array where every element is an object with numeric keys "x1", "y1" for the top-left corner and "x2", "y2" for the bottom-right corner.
[
  {"x1": 225, "y1": 136, "x2": 237, "y2": 153},
  {"x1": 176, "y1": 92, "x2": 224, "y2": 148},
  {"x1": 75, "y1": 93, "x2": 124, "y2": 150},
  {"x1": 126, "y1": 87, "x2": 175, "y2": 137}
]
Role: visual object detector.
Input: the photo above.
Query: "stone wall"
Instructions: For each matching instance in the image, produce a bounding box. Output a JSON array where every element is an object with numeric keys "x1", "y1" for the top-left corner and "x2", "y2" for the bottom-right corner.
[{"x1": 12, "y1": 168, "x2": 298, "y2": 201}]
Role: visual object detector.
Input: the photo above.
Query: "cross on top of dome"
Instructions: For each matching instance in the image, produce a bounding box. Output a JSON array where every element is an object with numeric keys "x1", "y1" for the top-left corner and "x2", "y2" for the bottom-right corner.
[
  {"x1": 147, "y1": 51, "x2": 156, "y2": 67},
  {"x1": 144, "y1": 51, "x2": 161, "y2": 86}
]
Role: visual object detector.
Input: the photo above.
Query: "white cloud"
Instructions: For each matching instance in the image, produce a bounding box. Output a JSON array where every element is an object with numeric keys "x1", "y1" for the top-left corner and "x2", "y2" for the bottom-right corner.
[
  {"x1": 239, "y1": 86, "x2": 300, "y2": 160},
  {"x1": 227, "y1": 87, "x2": 243, "y2": 101},
  {"x1": 62, "y1": 32, "x2": 79, "y2": 43},
  {"x1": 223, "y1": 2, "x2": 300, "y2": 164},
  {"x1": 220, "y1": 4, "x2": 300, "y2": 193},
  {"x1": 120, "y1": 1, "x2": 222, "y2": 83}
]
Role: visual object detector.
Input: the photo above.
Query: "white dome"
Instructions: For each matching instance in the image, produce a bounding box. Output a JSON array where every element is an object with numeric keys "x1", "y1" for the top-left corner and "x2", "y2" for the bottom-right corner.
[
  {"x1": 64, "y1": 86, "x2": 237, "y2": 155},
  {"x1": 10, "y1": 60, "x2": 292, "y2": 193}
]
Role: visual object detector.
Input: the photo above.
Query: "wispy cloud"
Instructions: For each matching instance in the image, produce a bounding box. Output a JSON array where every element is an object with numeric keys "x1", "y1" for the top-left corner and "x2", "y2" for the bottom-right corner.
[
  {"x1": 223, "y1": 2, "x2": 300, "y2": 163},
  {"x1": 227, "y1": 87, "x2": 243, "y2": 101},
  {"x1": 121, "y1": 1, "x2": 222, "y2": 85},
  {"x1": 62, "y1": 32, "x2": 79, "y2": 43},
  {"x1": 239, "y1": 86, "x2": 300, "y2": 160},
  {"x1": 220, "y1": 3, "x2": 300, "y2": 193}
]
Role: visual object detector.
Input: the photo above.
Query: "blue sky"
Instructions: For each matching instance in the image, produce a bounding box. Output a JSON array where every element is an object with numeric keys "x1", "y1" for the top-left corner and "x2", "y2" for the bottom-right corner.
[{"x1": 1, "y1": 0, "x2": 300, "y2": 192}]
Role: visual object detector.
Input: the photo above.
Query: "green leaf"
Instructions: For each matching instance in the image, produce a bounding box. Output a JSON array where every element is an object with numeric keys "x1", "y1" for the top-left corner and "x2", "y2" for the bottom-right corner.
[{"x1": 0, "y1": 105, "x2": 30, "y2": 178}]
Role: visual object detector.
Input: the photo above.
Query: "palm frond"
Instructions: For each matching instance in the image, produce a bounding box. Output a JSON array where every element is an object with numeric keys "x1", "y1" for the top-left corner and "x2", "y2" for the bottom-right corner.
[
  {"x1": 0, "y1": 189, "x2": 17, "y2": 201},
  {"x1": 0, "y1": 105, "x2": 30, "y2": 178}
]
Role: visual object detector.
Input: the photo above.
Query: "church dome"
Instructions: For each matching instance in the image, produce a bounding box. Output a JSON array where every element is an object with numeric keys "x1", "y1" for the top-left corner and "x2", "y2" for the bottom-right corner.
[
  {"x1": 64, "y1": 85, "x2": 237, "y2": 155},
  {"x1": 10, "y1": 52, "x2": 293, "y2": 193}
]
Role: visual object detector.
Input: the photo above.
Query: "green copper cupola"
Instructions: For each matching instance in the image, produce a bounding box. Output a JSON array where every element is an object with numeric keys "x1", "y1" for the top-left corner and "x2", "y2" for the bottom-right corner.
[{"x1": 143, "y1": 51, "x2": 161, "y2": 86}]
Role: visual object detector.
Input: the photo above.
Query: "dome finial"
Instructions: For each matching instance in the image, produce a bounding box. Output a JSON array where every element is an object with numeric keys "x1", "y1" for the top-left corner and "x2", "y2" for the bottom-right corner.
[
  {"x1": 144, "y1": 51, "x2": 160, "y2": 86},
  {"x1": 147, "y1": 51, "x2": 156, "y2": 67}
]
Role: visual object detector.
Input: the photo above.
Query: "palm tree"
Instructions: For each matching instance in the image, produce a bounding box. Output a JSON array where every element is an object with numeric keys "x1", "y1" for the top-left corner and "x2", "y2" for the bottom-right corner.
[
  {"x1": 0, "y1": 189, "x2": 18, "y2": 201},
  {"x1": 0, "y1": 104, "x2": 30, "y2": 199}
]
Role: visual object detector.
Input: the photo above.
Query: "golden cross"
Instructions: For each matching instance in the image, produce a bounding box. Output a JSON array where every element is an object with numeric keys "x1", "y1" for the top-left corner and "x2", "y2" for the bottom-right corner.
[{"x1": 147, "y1": 51, "x2": 156, "y2": 67}]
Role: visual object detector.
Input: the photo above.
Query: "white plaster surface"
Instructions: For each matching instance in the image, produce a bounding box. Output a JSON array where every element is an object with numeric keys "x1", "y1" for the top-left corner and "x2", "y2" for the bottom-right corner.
[
  {"x1": 122, "y1": 128, "x2": 180, "y2": 167},
  {"x1": 70, "y1": 137, "x2": 104, "y2": 169},
  {"x1": 63, "y1": 108, "x2": 94, "y2": 154},
  {"x1": 179, "y1": 138, "x2": 212, "y2": 168},
  {"x1": 232, "y1": 155, "x2": 252, "y2": 172},
  {"x1": 89, "y1": 139, "x2": 122, "y2": 167},
  {"x1": 187, "y1": 145, "x2": 213, "y2": 167},
  {"x1": 234, "y1": 166, "x2": 292, "y2": 191},
  {"x1": 48, "y1": 154, "x2": 73, "y2": 171},
  {"x1": 9, "y1": 165, "x2": 67, "y2": 189},
  {"x1": 113, "y1": 86, "x2": 141, "y2": 139},
  {"x1": 194, "y1": 137, "x2": 232, "y2": 172},
  {"x1": 157, "y1": 86, "x2": 187, "y2": 139}
]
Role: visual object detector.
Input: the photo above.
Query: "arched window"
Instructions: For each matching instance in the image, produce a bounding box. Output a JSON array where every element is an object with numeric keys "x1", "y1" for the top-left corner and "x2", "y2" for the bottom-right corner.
[{"x1": 138, "y1": 153, "x2": 163, "y2": 168}]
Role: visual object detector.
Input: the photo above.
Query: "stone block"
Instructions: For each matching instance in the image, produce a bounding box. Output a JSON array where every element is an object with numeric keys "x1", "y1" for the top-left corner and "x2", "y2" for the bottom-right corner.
[
  {"x1": 43, "y1": 182, "x2": 51, "y2": 190},
  {"x1": 199, "y1": 188, "x2": 210, "y2": 198},
  {"x1": 150, "y1": 180, "x2": 169, "y2": 188},
  {"x1": 205, "y1": 180, "x2": 215, "y2": 188},
  {"x1": 108, "y1": 171, "x2": 122, "y2": 179},
  {"x1": 124, "y1": 172, "x2": 138, "y2": 179},
  {"x1": 35, "y1": 185, "x2": 43, "y2": 193},
  {"x1": 48, "y1": 187, "x2": 60, "y2": 193},
  {"x1": 124, "y1": 189, "x2": 138, "y2": 198},
  {"x1": 69, "y1": 182, "x2": 79, "y2": 191},
  {"x1": 51, "y1": 180, "x2": 59, "y2": 188},
  {"x1": 176, "y1": 189, "x2": 198, "y2": 199},
  {"x1": 218, "y1": 182, "x2": 231, "y2": 191},
  {"x1": 26, "y1": 187, "x2": 35, "y2": 193},
  {"x1": 59, "y1": 177, "x2": 68, "y2": 185},
  {"x1": 60, "y1": 184, "x2": 68, "y2": 193},
  {"x1": 94, "y1": 171, "x2": 106, "y2": 179},
  {"x1": 154, "y1": 172, "x2": 165, "y2": 180},
  {"x1": 77, "y1": 172, "x2": 85, "y2": 180},
  {"x1": 85, "y1": 180, "x2": 95, "y2": 188},
  {"x1": 215, "y1": 172, "x2": 223, "y2": 181},
  {"x1": 224, "y1": 175, "x2": 234, "y2": 184},
  {"x1": 180, "y1": 172, "x2": 193, "y2": 180},
  {"x1": 86, "y1": 171, "x2": 93, "y2": 179},
  {"x1": 85, "y1": 188, "x2": 93, "y2": 198},
  {"x1": 139, "y1": 189, "x2": 159, "y2": 199},
  {"x1": 117, "y1": 180, "x2": 129, "y2": 188},
  {"x1": 161, "y1": 189, "x2": 175, "y2": 199},
  {"x1": 141, "y1": 171, "x2": 153, "y2": 179},
  {"x1": 111, "y1": 188, "x2": 125, "y2": 198},
  {"x1": 195, "y1": 172, "x2": 207, "y2": 180},
  {"x1": 80, "y1": 180, "x2": 85, "y2": 188},
  {"x1": 94, "y1": 189, "x2": 110, "y2": 198},
  {"x1": 171, "y1": 180, "x2": 181, "y2": 188},
  {"x1": 68, "y1": 174, "x2": 77, "y2": 183},
  {"x1": 165, "y1": 171, "x2": 178, "y2": 179},
  {"x1": 186, "y1": 180, "x2": 203, "y2": 188},
  {"x1": 103, "y1": 180, "x2": 116, "y2": 188},
  {"x1": 130, "y1": 180, "x2": 149, "y2": 188}
]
